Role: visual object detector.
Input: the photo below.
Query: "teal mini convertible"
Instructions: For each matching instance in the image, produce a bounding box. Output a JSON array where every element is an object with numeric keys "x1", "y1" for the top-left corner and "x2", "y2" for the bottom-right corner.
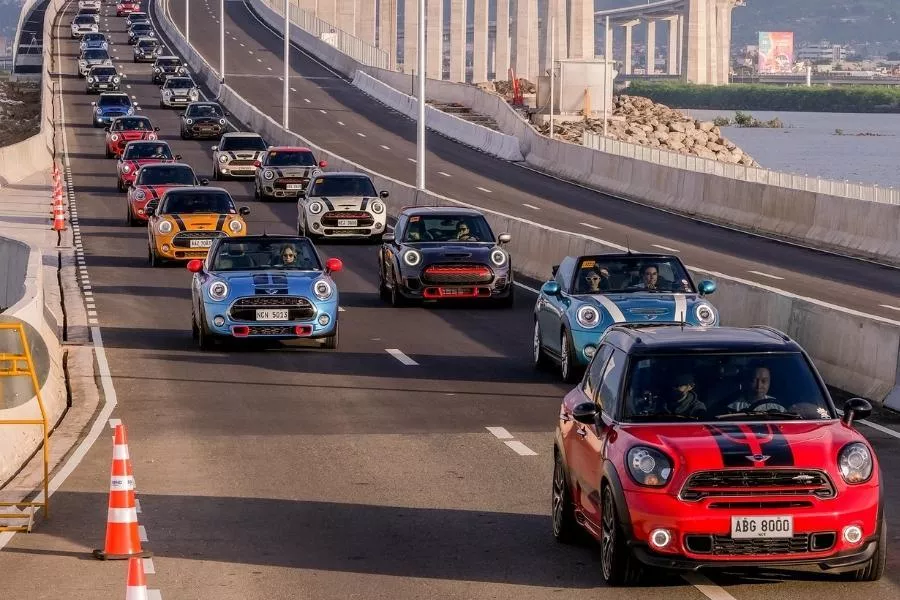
[{"x1": 533, "y1": 253, "x2": 719, "y2": 382}]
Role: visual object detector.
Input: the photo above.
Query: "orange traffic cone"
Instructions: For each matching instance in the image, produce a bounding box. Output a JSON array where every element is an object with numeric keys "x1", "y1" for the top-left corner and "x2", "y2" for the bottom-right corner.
[
  {"x1": 124, "y1": 557, "x2": 149, "y2": 600},
  {"x1": 52, "y1": 199, "x2": 66, "y2": 231},
  {"x1": 93, "y1": 424, "x2": 151, "y2": 560}
]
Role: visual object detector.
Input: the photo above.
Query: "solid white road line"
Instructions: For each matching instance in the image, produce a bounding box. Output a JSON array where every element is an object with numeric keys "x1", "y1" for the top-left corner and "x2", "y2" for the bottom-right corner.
[
  {"x1": 504, "y1": 441, "x2": 538, "y2": 456},
  {"x1": 880, "y1": 304, "x2": 900, "y2": 312},
  {"x1": 486, "y1": 427, "x2": 513, "y2": 440},
  {"x1": 319, "y1": 109, "x2": 327, "y2": 114},
  {"x1": 148, "y1": 591, "x2": 163, "y2": 600},
  {"x1": 290, "y1": 87, "x2": 297, "y2": 92},
  {"x1": 356, "y1": 132, "x2": 365, "y2": 137},
  {"x1": 385, "y1": 349, "x2": 418, "y2": 366},
  {"x1": 748, "y1": 270, "x2": 784, "y2": 281},
  {"x1": 407, "y1": 158, "x2": 416, "y2": 163},
  {"x1": 652, "y1": 244, "x2": 680, "y2": 253},
  {"x1": 336, "y1": 121, "x2": 344, "y2": 126},
  {"x1": 303, "y1": 98, "x2": 310, "y2": 103}
]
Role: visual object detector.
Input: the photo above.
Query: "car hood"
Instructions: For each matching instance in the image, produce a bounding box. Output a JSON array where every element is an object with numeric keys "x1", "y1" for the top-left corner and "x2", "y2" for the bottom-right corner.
[
  {"x1": 219, "y1": 149, "x2": 263, "y2": 160},
  {"x1": 186, "y1": 116, "x2": 223, "y2": 124},
  {"x1": 314, "y1": 196, "x2": 379, "y2": 211},
  {"x1": 620, "y1": 420, "x2": 861, "y2": 470},
  {"x1": 132, "y1": 184, "x2": 190, "y2": 201},
  {"x1": 265, "y1": 166, "x2": 317, "y2": 177},
  {"x1": 407, "y1": 241, "x2": 497, "y2": 259},
  {"x1": 212, "y1": 271, "x2": 329, "y2": 297},
  {"x1": 166, "y1": 87, "x2": 194, "y2": 94},
  {"x1": 575, "y1": 292, "x2": 713, "y2": 324}
]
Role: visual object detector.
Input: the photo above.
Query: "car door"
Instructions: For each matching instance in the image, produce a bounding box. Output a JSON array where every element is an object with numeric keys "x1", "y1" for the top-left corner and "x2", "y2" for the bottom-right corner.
[
  {"x1": 383, "y1": 216, "x2": 406, "y2": 284},
  {"x1": 572, "y1": 347, "x2": 627, "y2": 526},
  {"x1": 563, "y1": 343, "x2": 613, "y2": 524},
  {"x1": 538, "y1": 260, "x2": 573, "y2": 355}
]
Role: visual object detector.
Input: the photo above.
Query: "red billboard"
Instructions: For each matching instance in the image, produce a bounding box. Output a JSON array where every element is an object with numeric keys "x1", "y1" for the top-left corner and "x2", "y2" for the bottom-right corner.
[{"x1": 758, "y1": 32, "x2": 794, "y2": 73}]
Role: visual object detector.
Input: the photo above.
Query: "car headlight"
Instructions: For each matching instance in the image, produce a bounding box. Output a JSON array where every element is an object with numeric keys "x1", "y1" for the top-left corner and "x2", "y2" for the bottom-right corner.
[
  {"x1": 189, "y1": 90, "x2": 199, "y2": 99},
  {"x1": 185, "y1": 118, "x2": 193, "y2": 125},
  {"x1": 263, "y1": 169, "x2": 275, "y2": 180},
  {"x1": 208, "y1": 280, "x2": 229, "y2": 301},
  {"x1": 218, "y1": 154, "x2": 228, "y2": 163},
  {"x1": 627, "y1": 446, "x2": 673, "y2": 487},
  {"x1": 153, "y1": 67, "x2": 160, "y2": 72},
  {"x1": 370, "y1": 200, "x2": 385, "y2": 214},
  {"x1": 838, "y1": 442, "x2": 873, "y2": 484},
  {"x1": 95, "y1": 107, "x2": 102, "y2": 115},
  {"x1": 133, "y1": 190, "x2": 146, "y2": 201},
  {"x1": 163, "y1": 89, "x2": 172, "y2": 96},
  {"x1": 313, "y1": 279, "x2": 333, "y2": 300},
  {"x1": 219, "y1": 118, "x2": 226, "y2": 125},
  {"x1": 178, "y1": 67, "x2": 186, "y2": 73},
  {"x1": 307, "y1": 201, "x2": 323, "y2": 214},
  {"x1": 694, "y1": 303, "x2": 717, "y2": 326},
  {"x1": 490, "y1": 248, "x2": 507, "y2": 267},
  {"x1": 110, "y1": 133, "x2": 119, "y2": 141},
  {"x1": 147, "y1": 133, "x2": 157, "y2": 140},
  {"x1": 87, "y1": 76, "x2": 94, "y2": 82},
  {"x1": 127, "y1": 107, "x2": 135, "y2": 115},
  {"x1": 156, "y1": 220, "x2": 172, "y2": 233},
  {"x1": 576, "y1": 304, "x2": 601, "y2": 329},
  {"x1": 402, "y1": 249, "x2": 421, "y2": 267},
  {"x1": 228, "y1": 219, "x2": 243, "y2": 233},
  {"x1": 122, "y1": 164, "x2": 131, "y2": 173},
  {"x1": 114, "y1": 76, "x2": 120, "y2": 83}
]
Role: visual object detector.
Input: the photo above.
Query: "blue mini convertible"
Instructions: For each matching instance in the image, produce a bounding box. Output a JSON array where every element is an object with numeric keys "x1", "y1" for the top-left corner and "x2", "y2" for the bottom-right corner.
[
  {"x1": 533, "y1": 253, "x2": 718, "y2": 381},
  {"x1": 187, "y1": 235, "x2": 342, "y2": 350}
]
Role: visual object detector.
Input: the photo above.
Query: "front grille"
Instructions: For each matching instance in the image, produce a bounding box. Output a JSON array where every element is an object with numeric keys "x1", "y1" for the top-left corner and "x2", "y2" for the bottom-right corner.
[
  {"x1": 323, "y1": 228, "x2": 371, "y2": 235},
  {"x1": 681, "y1": 470, "x2": 836, "y2": 501},
  {"x1": 227, "y1": 159, "x2": 256, "y2": 166},
  {"x1": 172, "y1": 231, "x2": 226, "y2": 248},
  {"x1": 273, "y1": 177, "x2": 308, "y2": 189},
  {"x1": 173, "y1": 250, "x2": 208, "y2": 258},
  {"x1": 321, "y1": 211, "x2": 374, "y2": 226},
  {"x1": 422, "y1": 263, "x2": 493, "y2": 284},
  {"x1": 685, "y1": 534, "x2": 812, "y2": 556},
  {"x1": 246, "y1": 325, "x2": 294, "y2": 335},
  {"x1": 229, "y1": 296, "x2": 315, "y2": 321},
  {"x1": 190, "y1": 124, "x2": 223, "y2": 133}
]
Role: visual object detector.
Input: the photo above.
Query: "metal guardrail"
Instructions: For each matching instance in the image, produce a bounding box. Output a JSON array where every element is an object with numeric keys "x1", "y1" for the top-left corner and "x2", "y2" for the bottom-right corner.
[
  {"x1": 260, "y1": 0, "x2": 390, "y2": 71},
  {"x1": 582, "y1": 130, "x2": 900, "y2": 205}
]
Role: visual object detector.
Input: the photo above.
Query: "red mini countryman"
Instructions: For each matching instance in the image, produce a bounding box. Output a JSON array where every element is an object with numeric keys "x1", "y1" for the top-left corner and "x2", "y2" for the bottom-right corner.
[
  {"x1": 105, "y1": 116, "x2": 159, "y2": 159},
  {"x1": 116, "y1": 1, "x2": 140, "y2": 16},
  {"x1": 553, "y1": 324, "x2": 885, "y2": 585},
  {"x1": 125, "y1": 163, "x2": 208, "y2": 226},
  {"x1": 117, "y1": 141, "x2": 180, "y2": 192}
]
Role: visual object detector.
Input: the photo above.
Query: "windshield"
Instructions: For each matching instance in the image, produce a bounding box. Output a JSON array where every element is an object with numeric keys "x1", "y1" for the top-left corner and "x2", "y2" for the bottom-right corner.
[
  {"x1": 210, "y1": 239, "x2": 322, "y2": 271},
  {"x1": 572, "y1": 256, "x2": 696, "y2": 295},
  {"x1": 186, "y1": 104, "x2": 223, "y2": 118},
  {"x1": 123, "y1": 143, "x2": 172, "y2": 159},
  {"x1": 263, "y1": 150, "x2": 315, "y2": 167},
  {"x1": 161, "y1": 191, "x2": 235, "y2": 214},
  {"x1": 91, "y1": 67, "x2": 116, "y2": 76},
  {"x1": 157, "y1": 58, "x2": 180, "y2": 66},
  {"x1": 622, "y1": 352, "x2": 833, "y2": 422},
  {"x1": 136, "y1": 166, "x2": 196, "y2": 186},
  {"x1": 131, "y1": 23, "x2": 151, "y2": 30},
  {"x1": 137, "y1": 39, "x2": 158, "y2": 48},
  {"x1": 112, "y1": 117, "x2": 151, "y2": 130},
  {"x1": 308, "y1": 176, "x2": 377, "y2": 197},
  {"x1": 402, "y1": 214, "x2": 494, "y2": 243},
  {"x1": 74, "y1": 16, "x2": 94, "y2": 23},
  {"x1": 82, "y1": 49, "x2": 108, "y2": 60},
  {"x1": 99, "y1": 95, "x2": 131, "y2": 107},
  {"x1": 83, "y1": 33, "x2": 105, "y2": 41},
  {"x1": 219, "y1": 136, "x2": 266, "y2": 151},
  {"x1": 164, "y1": 78, "x2": 194, "y2": 88}
]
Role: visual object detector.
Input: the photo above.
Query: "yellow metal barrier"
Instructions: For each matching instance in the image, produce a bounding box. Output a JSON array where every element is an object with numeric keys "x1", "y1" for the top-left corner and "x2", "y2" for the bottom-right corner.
[{"x1": 0, "y1": 321, "x2": 50, "y2": 532}]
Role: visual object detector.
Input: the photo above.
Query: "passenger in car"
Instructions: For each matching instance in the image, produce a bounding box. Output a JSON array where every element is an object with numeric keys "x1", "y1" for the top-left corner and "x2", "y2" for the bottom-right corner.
[{"x1": 668, "y1": 372, "x2": 706, "y2": 417}]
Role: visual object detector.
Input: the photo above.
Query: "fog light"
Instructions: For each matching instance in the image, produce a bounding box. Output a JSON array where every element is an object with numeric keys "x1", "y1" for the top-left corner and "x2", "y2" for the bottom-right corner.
[
  {"x1": 318, "y1": 314, "x2": 330, "y2": 326},
  {"x1": 213, "y1": 316, "x2": 225, "y2": 327},
  {"x1": 161, "y1": 244, "x2": 170, "y2": 252},
  {"x1": 649, "y1": 528, "x2": 672, "y2": 549},
  {"x1": 583, "y1": 345, "x2": 596, "y2": 358},
  {"x1": 842, "y1": 525, "x2": 863, "y2": 545},
  {"x1": 375, "y1": 222, "x2": 383, "y2": 229},
  {"x1": 312, "y1": 222, "x2": 321, "y2": 230}
]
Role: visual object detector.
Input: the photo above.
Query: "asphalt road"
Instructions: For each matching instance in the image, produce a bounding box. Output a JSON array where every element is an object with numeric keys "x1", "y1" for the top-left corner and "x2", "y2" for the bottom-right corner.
[
  {"x1": 0, "y1": 2, "x2": 898, "y2": 600},
  {"x1": 158, "y1": 0, "x2": 900, "y2": 321}
]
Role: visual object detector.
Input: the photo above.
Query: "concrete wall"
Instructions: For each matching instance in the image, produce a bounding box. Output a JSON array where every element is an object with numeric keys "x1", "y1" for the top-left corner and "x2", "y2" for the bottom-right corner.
[{"x1": 162, "y1": 0, "x2": 900, "y2": 407}]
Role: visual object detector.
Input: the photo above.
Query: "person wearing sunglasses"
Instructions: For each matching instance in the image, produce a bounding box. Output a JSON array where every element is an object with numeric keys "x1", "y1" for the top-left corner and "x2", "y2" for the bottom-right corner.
[{"x1": 582, "y1": 268, "x2": 611, "y2": 293}]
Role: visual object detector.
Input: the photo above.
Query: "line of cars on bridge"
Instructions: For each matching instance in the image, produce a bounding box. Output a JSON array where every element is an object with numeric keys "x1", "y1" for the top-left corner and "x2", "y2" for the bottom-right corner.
[{"x1": 67, "y1": 0, "x2": 887, "y2": 586}]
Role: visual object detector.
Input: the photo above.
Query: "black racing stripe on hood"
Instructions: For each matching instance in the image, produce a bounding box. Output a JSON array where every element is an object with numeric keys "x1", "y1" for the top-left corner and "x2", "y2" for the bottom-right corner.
[
  {"x1": 215, "y1": 214, "x2": 227, "y2": 231},
  {"x1": 319, "y1": 197, "x2": 334, "y2": 210},
  {"x1": 705, "y1": 423, "x2": 795, "y2": 467},
  {"x1": 171, "y1": 214, "x2": 186, "y2": 231},
  {"x1": 360, "y1": 197, "x2": 369, "y2": 211}
]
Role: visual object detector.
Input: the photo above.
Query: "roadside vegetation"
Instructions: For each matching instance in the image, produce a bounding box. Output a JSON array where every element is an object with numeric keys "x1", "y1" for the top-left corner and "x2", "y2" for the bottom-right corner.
[
  {"x1": 625, "y1": 81, "x2": 900, "y2": 113},
  {"x1": 0, "y1": 78, "x2": 41, "y2": 146}
]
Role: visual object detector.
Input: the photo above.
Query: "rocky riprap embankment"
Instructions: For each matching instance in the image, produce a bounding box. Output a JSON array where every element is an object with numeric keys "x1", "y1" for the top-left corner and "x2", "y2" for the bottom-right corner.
[{"x1": 0, "y1": 80, "x2": 40, "y2": 147}]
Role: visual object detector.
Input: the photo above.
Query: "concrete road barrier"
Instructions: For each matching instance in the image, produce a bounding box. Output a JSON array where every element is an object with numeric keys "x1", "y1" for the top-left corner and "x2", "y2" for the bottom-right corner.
[{"x1": 153, "y1": 0, "x2": 900, "y2": 407}]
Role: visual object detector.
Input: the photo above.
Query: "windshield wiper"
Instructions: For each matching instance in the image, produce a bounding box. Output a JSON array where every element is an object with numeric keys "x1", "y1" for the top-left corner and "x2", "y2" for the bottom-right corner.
[
  {"x1": 628, "y1": 413, "x2": 700, "y2": 422},
  {"x1": 715, "y1": 410, "x2": 805, "y2": 420}
]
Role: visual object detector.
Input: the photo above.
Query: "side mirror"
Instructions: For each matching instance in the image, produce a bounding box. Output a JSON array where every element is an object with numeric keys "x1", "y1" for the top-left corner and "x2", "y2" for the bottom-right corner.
[
  {"x1": 698, "y1": 280, "x2": 717, "y2": 296},
  {"x1": 498, "y1": 233, "x2": 512, "y2": 244},
  {"x1": 154, "y1": 126, "x2": 160, "y2": 131},
  {"x1": 211, "y1": 145, "x2": 218, "y2": 151},
  {"x1": 541, "y1": 281, "x2": 561, "y2": 296},
  {"x1": 103, "y1": 126, "x2": 110, "y2": 131},
  {"x1": 325, "y1": 257, "x2": 343, "y2": 273},
  {"x1": 572, "y1": 402, "x2": 598, "y2": 425},
  {"x1": 841, "y1": 398, "x2": 872, "y2": 426},
  {"x1": 253, "y1": 160, "x2": 261, "y2": 168},
  {"x1": 381, "y1": 233, "x2": 395, "y2": 243},
  {"x1": 379, "y1": 190, "x2": 389, "y2": 199},
  {"x1": 133, "y1": 102, "x2": 138, "y2": 106},
  {"x1": 91, "y1": 101, "x2": 96, "y2": 106},
  {"x1": 551, "y1": 264, "x2": 559, "y2": 277},
  {"x1": 144, "y1": 206, "x2": 155, "y2": 217},
  {"x1": 199, "y1": 178, "x2": 209, "y2": 185},
  {"x1": 186, "y1": 259, "x2": 203, "y2": 273},
  {"x1": 174, "y1": 154, "x2": 182, "y2": 160},
  {"x1": 238, "y1": 206, "x2": 251, "y2": 216},
  {"x1": 318, "y1": 160, "x2": 328, "y2": 168},
  {"x1": 178, "y1": 113, "x2": 184, "y2": 117},
  {"x1": 126, "y1": 181, "x2": 133, "y2": 187}
]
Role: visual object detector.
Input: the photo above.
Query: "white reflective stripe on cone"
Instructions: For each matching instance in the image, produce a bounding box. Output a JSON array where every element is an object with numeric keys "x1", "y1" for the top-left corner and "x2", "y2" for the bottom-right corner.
[
  {"x1": 113, "y1": 444, "x2": 130, "y2": 460},
  {"x1": 110, "y1": 475, "x2": 135, "y2": 490},
  {"x1": 107, "y1": 507, "x2": 138, "y2": 523}
]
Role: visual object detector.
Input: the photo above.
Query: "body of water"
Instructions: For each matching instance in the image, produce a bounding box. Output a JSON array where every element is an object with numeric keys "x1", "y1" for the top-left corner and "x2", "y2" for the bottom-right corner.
[{"x1": 681, "y1": 109, "x2": 900, "y2": 188}]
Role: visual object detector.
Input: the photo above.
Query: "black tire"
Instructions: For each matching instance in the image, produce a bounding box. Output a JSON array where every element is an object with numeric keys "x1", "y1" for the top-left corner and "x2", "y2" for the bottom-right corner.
[
  {"x1": 126, "y1": 203, "x2": 136, "y2": 226},
  {"x1": 846, "y1": 517, "x2": 886, "y2": 582},
  {"x1": 599, "y1": 486, "x2": 641, "y2": 586},
  {"x1": 560, "y1": 328, "x2": 579, "y2": 383},
  {"x1": 117, "y1": 178, "x2": 125, "y2": 192},
  {"x1": 495, "y1": 286, "x2": 515, "y2": 308},
  {"x1": 148, "y1": 245, "x2": 162, "y2": 267},
  {"x1": 390, "y1": 278, "x2": 406, "y2": 308},
  {"x1": 533, "y1": 320, "x2": 551, "y2": 370},
  {"x1": 197, "y1": 317, "x2": 214, "y2": 350},
  {"x1": 105, "y1": 146, "x2": 112, "y2": 158},
  {"x1": 378, "y1": 259, "x2": 391, "y2": 302},
  {"x1": 213, "y1": 165, "x2": 221, "y2": 181},
  {"x1": 551, "y1": 450, "x2": 579, "y2": 544},
  {"x1": 322, "y1": 322, "x2": 338, "y2": 350},
  {"x1": 191, "y1": 309, "x2": 199, "y2": 340}
]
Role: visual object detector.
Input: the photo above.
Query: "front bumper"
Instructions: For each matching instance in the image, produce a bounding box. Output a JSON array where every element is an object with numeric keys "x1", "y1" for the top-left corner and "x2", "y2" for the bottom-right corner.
[
  {"x1": 396, "y1": 272, "x2": 513, "y2": 301},
  {"x1": 87, "y1": 81, "x2": 120, "y2": 92},
  {"x1": 260, "y1": 180, "x2": 307, "y2": 198},
  {"x1": 95, "y1": 113, "x2": 129, "y2": 126},
  {"x1": 118, "y1": 169, "x2": 137, "y2": 186},
  {"x1": 161, "y1": 95, "x2": 195, "y2": 107},
  {"x1": 201, "y1": 300, "x2": 338, "y2": 339},
  {"x1": 218, "y1": 160, "x2": 258, "y2": 177},
  {"x1": 570, "y1": 327, "x2": 610, "y2": 366},
  {"x1": 306, "y1": 210, "x2": 387, "y2": 238},
  {"x1": 128, "y1": 197, "x2": 152, "y2": 221},
  {"x1": 134, "y1": 52, "x2": 159, "y2": 62},
  {"x1": 184, "y1": 122, "x2": 225, "y2": 138}
]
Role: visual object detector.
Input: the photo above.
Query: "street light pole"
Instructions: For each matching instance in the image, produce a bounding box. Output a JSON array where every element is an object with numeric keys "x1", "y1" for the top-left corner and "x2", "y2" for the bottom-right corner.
[
  {"x1": 219, "y1": 0, "x2": 225, "y2": 83},
  {"x1": 185, "y1": 0, "x2": 190, "y2": 45},
  {"x1": 283, "y1": 0, "x2": 290, "y2": 129},
  {"x1": 549, "y1": 14, "x2": 555, "y2": 140},
  {"x1": 415, "y1": 0, "x2": 425, "y2": 190}
]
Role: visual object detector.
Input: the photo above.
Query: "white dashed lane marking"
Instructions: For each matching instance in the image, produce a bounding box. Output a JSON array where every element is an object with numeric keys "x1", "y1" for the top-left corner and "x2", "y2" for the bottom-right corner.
[
  {"x1": 385, "y1": 349, "x2": 418, "y2": 366},
  {"x1": 438, "y1": 171, "x2": 451, "y2": 177},
  {"x1": 486, "y1": 427, "x2": 513, "y2": 440},
  {"x1": 504, "y1": 441, "x2": 538, "y2": 456},
  {"x1": 880, "y1": 304, "x2": 900, "y2": 312},
  {"x1": 652, "y1": 244, "x2": 680, "y2": 253},
  {"x1": 380, "y1": 145, "x2": 390, "y2": 150},
  {"x1": 356, "y1": 132, "x2": 365, "y2": 137}
]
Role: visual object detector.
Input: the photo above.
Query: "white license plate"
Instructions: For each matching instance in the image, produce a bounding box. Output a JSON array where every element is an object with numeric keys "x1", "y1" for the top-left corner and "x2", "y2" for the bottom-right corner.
[
  {"x1": 189, "y1": 239, "x2": 212, "y2": 248},
  {"x1": 285, "y1": 184, "x2": 303, "y2": 190},
  {"x1": 98, "y1": 84, "x2": 108, "y2": 88},
  {"x1": 337, "y1": 219, "x2": 358, "y2": 227},
  {"x1": 730, "y1": 516, "x2": 793, "y2": 539},
  {"x1": 256, "y1": 309, "x2": 289, "y2": 321}
]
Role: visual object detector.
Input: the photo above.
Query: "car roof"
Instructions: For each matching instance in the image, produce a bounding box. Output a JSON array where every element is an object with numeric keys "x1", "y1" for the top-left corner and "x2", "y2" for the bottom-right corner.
[
  {"x1": 602, "y1": 325, "x2": 804, "y2": 356},
  {"x1": 164, "y1": 185, "x2": 230, "y2": 195},
  {"x1": 137, "y1": 162, "x2": 193, "y2": 170},
  {"x1": 155, "y1": 55, "x2": 179, "y2": 60},
  {"x1": 315, "y1": 171, "x2": 371, "y2": 178},
  {"x1": 574, "y1": 252, "x2": 685, "y2": 262},
  {"x1": 221, "y1": 131, "x2": 263, "y2": 138},
  {"x1": 124, "y1": 139, "x2": 169, "y2": 146},
  {"x1": 267, "y1": 146, "x2": 313, "y2": 152},
  {"x1": 400, "y1": 206, "x2": 484, "y2": 217},
  {"x1": 186, "y1": 101, "x2": 220, "y2": 107}
]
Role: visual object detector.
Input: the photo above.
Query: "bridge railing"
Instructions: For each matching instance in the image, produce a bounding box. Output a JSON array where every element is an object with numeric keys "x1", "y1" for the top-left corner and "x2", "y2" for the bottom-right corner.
[
  {"x1": 259, "y1": 0, "x2": 390, "y2": 71},
  {"x1": 582, "y1": 131, "x2": 900, "y2": 205}
]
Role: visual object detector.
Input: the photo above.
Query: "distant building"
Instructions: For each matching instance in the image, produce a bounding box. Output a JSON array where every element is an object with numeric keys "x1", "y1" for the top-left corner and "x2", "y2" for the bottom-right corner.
[{"x1": 797, "y1": 42, "x2": 847, "y2": 65}]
